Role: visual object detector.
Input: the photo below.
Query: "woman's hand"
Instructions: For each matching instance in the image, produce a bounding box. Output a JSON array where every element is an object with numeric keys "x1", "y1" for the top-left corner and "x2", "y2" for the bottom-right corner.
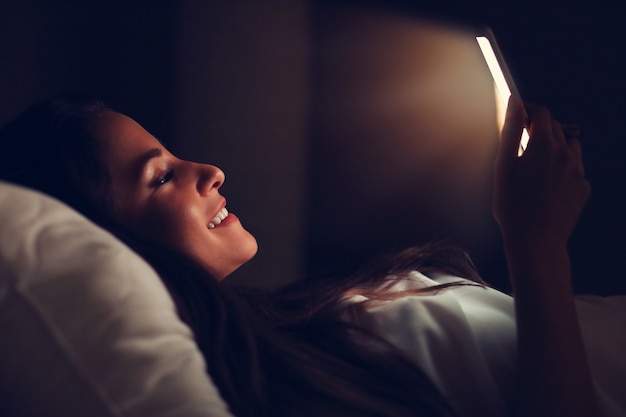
[
  {"x1": 493, "y1": 97, "x2": 599, "y2": 417},
  {"x1": 493, "y1": 96, "x2": 591, "y2": 246}
]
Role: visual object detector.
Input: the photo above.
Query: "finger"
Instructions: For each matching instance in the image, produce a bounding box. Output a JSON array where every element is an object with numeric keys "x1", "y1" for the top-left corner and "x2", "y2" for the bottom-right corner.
[
  {"x1": 568, "y1": 137, "x2": 586, "y2": 176},
  {"x1": 552, "y1": 120, "x2": 567, "y2": 147},
  {"x1": 497, "y1": 95, "x2": 526, "y2": 167},
  {"x1": 525, "y1": 104, "x2": 553, "y2": 146}
]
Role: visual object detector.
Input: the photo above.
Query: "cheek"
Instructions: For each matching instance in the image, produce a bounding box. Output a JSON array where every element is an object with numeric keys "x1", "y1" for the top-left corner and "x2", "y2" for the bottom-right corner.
[
  {"x1": 130, "y1": 201, "x2": 200, "y2": 247},
  {"x1": 116, "y1": 196, "x2": 255, "y2": 278}
]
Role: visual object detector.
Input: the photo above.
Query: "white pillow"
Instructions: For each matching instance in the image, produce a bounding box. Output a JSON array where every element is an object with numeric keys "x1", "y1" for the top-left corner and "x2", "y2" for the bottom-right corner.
[{"x1": 0, "y1": 181, "x2": 233, "y2": 417}]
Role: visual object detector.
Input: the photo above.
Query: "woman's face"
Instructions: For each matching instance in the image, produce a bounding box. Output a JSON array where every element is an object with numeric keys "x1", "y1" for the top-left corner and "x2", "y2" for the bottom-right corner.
[{"x1": 92, "y1": 111, "x2": 258, "y2": 280}]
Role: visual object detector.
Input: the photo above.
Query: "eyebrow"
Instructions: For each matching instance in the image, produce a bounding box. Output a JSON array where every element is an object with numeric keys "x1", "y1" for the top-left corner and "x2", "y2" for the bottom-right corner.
[
  {"x1": 142, "y1": 148, "x2": 162, "y2": 163},
  {"x1": 135, "y1": 148, "x2": 163, "y2": 178}
]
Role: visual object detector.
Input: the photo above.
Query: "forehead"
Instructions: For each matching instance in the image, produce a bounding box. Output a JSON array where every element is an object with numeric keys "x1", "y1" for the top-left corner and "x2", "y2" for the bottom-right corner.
[
  {"x1": 92, "y1": 111, "x2": 159, "y2": 154},
  {"x1": 91, "y1": 111, "x2": 163, "y2": 172}
]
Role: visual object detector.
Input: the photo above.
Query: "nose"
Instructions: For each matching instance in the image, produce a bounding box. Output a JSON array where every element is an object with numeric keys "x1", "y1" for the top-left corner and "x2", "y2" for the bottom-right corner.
[{"x1": 196, "y1": 163, "x2": 224, "y2": 195}]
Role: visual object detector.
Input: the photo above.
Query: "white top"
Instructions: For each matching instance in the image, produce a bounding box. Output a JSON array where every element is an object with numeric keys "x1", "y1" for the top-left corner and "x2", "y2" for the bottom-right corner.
[{"x1": 341, "y1": 271, "x2": 626, "y2": 417}]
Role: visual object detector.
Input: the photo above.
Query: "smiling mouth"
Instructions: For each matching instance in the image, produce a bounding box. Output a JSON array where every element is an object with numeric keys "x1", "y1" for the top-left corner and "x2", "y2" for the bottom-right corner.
[{"x1": 208, "y1": 207, "x2": 229, "y2": 229}]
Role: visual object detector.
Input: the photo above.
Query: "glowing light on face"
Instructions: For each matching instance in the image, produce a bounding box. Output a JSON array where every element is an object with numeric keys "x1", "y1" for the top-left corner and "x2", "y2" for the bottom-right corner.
[
  {"x1": 476, "y1": 34, "x2": 529, "y2": 155},
  {"x1": 93, "y1": 111, "x2": 258, "y2": 280}
]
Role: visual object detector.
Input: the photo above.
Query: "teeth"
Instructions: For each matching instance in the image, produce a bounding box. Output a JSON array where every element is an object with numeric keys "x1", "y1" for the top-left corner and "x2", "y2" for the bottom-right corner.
[{"x1": 208, "y1": 207, "x2": 229, "y2": 229}]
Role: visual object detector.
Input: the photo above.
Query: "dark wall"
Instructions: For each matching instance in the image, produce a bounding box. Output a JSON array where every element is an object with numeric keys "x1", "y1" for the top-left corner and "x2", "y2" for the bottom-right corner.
[
  {"x1": 0, "y1": 0, "x2": 177, "y2": 142},
  {"x1": 307, "y1": 5, "x2": 501, "y2": 282}
]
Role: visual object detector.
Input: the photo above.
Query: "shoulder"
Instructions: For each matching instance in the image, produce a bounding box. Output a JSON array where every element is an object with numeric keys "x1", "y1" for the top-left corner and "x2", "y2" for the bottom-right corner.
[
  {"x1": 342, "y1": 270, "x2": 517, "y2": 417},
  {"x1": 345, "y1": 270, "x2": 514, "y2": 333}
]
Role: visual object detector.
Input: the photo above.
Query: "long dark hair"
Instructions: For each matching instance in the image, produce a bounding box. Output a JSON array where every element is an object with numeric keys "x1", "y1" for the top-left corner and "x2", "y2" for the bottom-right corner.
[
  {"x1": 0, "y1": 95, "x2": 113, "y2": 220},
  {"x1": 0, "y1": 95, "x2": 483, "y2": 417}
]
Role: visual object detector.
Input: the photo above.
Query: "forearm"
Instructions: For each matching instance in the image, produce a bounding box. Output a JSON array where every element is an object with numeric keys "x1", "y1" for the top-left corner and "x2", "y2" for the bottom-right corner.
[{"x1": 503, "y1": 235, "x2": 598, "y2": 417}]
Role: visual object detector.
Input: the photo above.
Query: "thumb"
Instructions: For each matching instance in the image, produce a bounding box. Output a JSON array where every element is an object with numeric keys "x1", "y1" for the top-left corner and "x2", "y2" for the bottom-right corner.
[{"x1": 496, "y1": 95, "x2": 526, "y2": 169}]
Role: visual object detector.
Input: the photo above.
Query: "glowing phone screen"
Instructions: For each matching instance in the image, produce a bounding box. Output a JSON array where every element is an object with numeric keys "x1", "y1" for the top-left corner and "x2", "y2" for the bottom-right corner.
[{"x1": 476, "y1": 29, "x2": 529, "y2": 154}]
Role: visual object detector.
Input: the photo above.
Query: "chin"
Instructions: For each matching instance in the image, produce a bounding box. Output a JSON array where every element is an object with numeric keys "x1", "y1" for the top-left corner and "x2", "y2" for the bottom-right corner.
[
  {"x1": 214, "y1": 238, "x2": 258, "y2": 281},
  {"x1": 238, "y1": 238, "x2": 259, "y2": 266},
  {"x1": 241, "y1": 231, "x2": 259, "y2": 260}
]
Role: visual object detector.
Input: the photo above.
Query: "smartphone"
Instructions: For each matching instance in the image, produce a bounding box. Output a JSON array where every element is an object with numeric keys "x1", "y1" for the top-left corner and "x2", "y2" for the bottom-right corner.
[{"x1": 475, "y1": 27, "x2": 529, "y2": 155}]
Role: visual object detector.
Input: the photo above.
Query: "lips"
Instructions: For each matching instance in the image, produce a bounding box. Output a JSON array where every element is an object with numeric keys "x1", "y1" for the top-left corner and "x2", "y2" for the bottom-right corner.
[{"x1": 208, "y1": 207, "x2": 228, "y2": 229}]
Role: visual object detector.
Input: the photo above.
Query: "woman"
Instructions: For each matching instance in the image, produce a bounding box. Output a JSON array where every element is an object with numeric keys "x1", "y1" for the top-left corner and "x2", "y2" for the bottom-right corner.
[{"x1": 0, "y1": 94, "x2": 613, "y2": 417}]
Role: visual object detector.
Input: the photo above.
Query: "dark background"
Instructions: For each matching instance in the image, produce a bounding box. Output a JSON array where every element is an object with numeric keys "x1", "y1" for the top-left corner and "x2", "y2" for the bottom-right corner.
[
  {"x1": 1, "y1": 1, "x2": 624, "y2": 294},
  {"x1": 443, "y1": 3, "x2": 626, "y2": 295},
  {"x1": 308, "y1": 1, "x2": 626, "y2": 295}
]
